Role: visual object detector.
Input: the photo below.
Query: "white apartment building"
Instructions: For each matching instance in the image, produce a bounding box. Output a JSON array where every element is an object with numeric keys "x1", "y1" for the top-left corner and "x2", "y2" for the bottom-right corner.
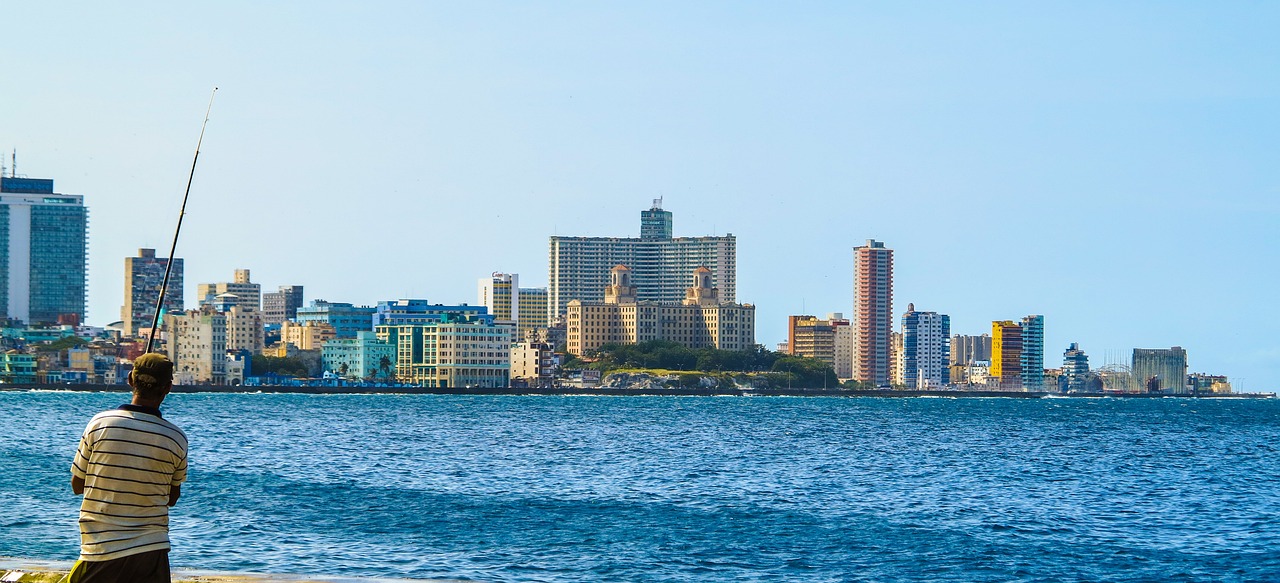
[{"x1": 549, "y1": 200, "x2": 736, "y2": 321}]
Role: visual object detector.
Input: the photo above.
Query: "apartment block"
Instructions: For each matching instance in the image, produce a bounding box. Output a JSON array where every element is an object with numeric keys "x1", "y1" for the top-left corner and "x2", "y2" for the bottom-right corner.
[{"x1": 122, "y1": 248, "x2": 184, "y2": 338}]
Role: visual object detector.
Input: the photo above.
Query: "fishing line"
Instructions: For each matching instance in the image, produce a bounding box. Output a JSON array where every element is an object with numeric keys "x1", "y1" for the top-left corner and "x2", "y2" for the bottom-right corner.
[{"x1": 145, "y1": 87, "x2": 218, "y2": 355}]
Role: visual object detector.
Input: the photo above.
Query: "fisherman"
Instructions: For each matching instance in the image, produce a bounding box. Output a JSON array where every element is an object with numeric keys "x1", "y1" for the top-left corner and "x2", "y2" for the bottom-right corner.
[{"x1": 69, "y1": 353, "x2": 188, "y2": 583}]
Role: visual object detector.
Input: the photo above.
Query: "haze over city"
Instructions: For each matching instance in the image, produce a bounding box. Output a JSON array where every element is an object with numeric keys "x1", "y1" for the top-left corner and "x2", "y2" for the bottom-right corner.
[{"x1": 2, "y1": 2, "x2": 1277, "y2": 388}]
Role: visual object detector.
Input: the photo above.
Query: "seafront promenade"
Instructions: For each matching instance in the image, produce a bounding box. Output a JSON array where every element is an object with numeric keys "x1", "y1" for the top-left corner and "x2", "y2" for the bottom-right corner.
[{"x1": 0, "y1": 383, "x2": 1272, "y2": 398}]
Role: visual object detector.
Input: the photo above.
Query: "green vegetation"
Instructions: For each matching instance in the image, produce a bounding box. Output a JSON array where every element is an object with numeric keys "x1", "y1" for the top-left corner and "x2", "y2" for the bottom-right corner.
[
  {"x1": 564, "y1": 341, "x2": 847, "y2": 389},
  {"x1": 35, "y1": 336, "x2": 88, "y2": 352},
  {"x1": 251, "y1": 354, "x2": 312, "y2": 378}
]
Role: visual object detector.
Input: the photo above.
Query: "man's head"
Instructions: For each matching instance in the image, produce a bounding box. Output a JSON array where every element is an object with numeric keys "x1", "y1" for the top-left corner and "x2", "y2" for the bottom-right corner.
[{"x1": 129, "y1": 353, "x2": 174, "y2": 402}]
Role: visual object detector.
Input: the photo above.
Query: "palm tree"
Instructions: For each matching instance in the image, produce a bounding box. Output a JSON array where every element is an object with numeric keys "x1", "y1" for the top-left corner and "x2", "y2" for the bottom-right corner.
[
  {"x1": 338, "y1": 363, "x2": 349, "y2": 378},
  {"x1": 378, "y1": 355, "x2": 393, "y2": 379}
]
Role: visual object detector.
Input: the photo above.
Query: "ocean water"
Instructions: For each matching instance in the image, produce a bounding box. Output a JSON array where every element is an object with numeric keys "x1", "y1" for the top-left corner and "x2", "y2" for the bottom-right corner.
[{"x1": 2, "y1": 391, "x2": 1278, "y2": 582}]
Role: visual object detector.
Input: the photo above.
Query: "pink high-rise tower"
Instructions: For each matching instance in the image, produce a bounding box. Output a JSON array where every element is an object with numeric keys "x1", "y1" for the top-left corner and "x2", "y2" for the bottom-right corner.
[{"x1": 852, "y1": 239, "x2": 893, "y2": 386}]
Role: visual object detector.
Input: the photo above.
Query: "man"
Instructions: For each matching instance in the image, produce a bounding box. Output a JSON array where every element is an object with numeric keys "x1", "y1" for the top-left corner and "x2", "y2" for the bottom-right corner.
[{"x1": 69, "y1": 353, "x2": 188, "y2": 583}]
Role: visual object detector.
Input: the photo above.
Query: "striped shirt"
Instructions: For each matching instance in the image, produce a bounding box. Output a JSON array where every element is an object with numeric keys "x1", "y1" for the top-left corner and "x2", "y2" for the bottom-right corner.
[{"x1": 71, "y1": 405, "x2": 188, "y2": 562}]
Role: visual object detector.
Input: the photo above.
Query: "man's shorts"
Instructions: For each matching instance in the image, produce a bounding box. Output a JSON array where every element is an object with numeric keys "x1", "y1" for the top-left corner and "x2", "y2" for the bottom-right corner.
[{"x1": 67, "y1": 549, "x2": 170, "y2": 583}]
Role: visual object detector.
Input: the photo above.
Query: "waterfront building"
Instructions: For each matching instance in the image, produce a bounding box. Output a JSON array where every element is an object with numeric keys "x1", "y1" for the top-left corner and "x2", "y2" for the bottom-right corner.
[
  {"x1": 510, "y1": 341, "x2": 556, "y2": 387},
  {"x1": 852, "y1": 239, "x2": 893, "y2": 387},
  {"x1": 0, "y1": 350, "x2": 37, "y2": 384},
  {"x1": 322, "y1": 331, "x2": 395, "y2": 380},
  {"x1": 280, "y1": 320, "x2": 336, "y2": 351},
  {"x1": 950, "y1": 334, "x2": 992, "y2": 366},
  {"x1": 167, "y1": 305, "x2": 226, "y2": 385},
  {"x1": 375, "y1": 312, "x2": 511, "y2": 388},
  {"x1": 1020, "y1": 315, "x2": 1045, "y2": 391},
  {"x1": 991, "y1": 321, "x2": 1023, "y2": 390},
  {"x1": 262, "y1": 285, "x2": 304, "y2": 326},
  {"x1": 787, "y1": 315, "x2": 835, "y2": 366},
  {"x1": 0, "y1": 176, "x2": 87, "y2": 325},
  {"x1": 1132, "y1": 347, "x2": 1188, "y2": 394},
  {"x1": 1062, "y1": 342, "x2": 1091, "y2": 393},
  {"x1": 198, "y1": 269, "x2": 261, "y2": 310},
  {"x1": 565, "y1": 265, "x2": 755, "y2": 356},
  {"x1": 295, "y1": 300, "x2": 375, "y2": 338},
  {"x1": 548, "y1": 200, "x2": 736, "y2": 320},
  {"x1": 1187, "y1": 372, "x2": 1231, "y2": 394},
  {"x1": 224, "y1": 305, "x2": 264, "y2": 354},
  {"x1": 122, "y1": 248, "x2": 183, "y2": 338},
  {"x1": 901, "y1": 304, "x2": 951, "y2": 389},
  {"x1": 829, "y1": 313, "x2": 853, "y2": 380}
]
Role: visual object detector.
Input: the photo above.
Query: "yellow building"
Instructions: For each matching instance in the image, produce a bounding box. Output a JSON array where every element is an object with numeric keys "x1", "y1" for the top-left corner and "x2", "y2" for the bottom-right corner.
[
  {"x1": 566, "y1": 266, "x2": 754, "y2": 356},
  {"x1": 280, "y1": 320, "x2": 337, "y2": 351},
  {"x1": 991, "y1": 320, "x2": 1022, "y2": 390}
]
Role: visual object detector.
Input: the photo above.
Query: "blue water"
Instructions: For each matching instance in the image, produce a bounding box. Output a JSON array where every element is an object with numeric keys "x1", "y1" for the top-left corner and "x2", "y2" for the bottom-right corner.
[{"x1": 2, "y1": 392, "x2": 1278, "y2": 582}]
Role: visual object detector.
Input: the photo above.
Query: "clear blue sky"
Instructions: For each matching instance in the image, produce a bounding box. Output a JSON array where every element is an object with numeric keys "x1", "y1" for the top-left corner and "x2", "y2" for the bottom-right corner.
[{"x1": 3, "y1": 2, "x2": 1277, "y2": 390}]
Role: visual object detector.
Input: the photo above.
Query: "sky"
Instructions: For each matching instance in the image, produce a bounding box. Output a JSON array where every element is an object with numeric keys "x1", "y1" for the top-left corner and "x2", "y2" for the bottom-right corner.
[{"x1": 2, "y1": 2, "x2": 1277, "y2": 390}]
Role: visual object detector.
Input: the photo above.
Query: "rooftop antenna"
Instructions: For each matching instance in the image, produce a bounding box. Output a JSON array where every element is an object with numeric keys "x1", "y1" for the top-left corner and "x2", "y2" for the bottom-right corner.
[
  {"x1": 145, "y1": 87, "x2": 218, "y2": 355},
  {"x1": 10, "y1": 149, "x2": 15, "y2": 178}
]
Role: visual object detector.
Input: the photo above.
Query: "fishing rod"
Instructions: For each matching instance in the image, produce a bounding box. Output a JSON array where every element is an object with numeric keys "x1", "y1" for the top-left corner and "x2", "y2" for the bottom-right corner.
[{"x1": 145, "y1": 87, "x2": 218, "y2": 355}]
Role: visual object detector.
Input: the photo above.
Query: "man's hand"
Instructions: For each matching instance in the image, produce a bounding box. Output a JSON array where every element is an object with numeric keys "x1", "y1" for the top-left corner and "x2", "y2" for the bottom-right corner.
[
  {"x1": 71, "y1": 476, "x2": 84, "y2": 495},
  {"x1": 168, "y1": 485, "x2": 181, "y2": 507}
]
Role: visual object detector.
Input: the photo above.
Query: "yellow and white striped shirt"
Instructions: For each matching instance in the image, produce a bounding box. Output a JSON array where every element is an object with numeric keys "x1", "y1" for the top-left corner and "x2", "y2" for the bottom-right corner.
[{"x1": 71, "y1": 405, "x2": 188, "y2": 561}]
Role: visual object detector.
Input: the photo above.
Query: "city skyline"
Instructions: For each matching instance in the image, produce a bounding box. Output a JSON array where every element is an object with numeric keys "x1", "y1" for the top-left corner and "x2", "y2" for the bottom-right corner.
[{"x1": 2, "y1": 3, "x2": 1277, "y2": 389}]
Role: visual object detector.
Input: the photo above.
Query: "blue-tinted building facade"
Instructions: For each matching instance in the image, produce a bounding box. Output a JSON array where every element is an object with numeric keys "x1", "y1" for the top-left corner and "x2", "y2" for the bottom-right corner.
[
  {"x1": 295, "y1": 300, "x2": 376, "y2": 338},
  {"x1": 0, "y1": 176, "x2": 87, "y2": 325},
  {"x1": 1020, "y1": 315, "x2": 1044, "y2": 391}
]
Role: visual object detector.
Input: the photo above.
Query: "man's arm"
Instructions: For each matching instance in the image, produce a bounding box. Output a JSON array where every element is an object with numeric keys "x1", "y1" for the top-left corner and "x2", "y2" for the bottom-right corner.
[
  {"x1": 71, "y1": 476, "x2": 84, "y2": 495},
  {"x1": 168, "y1": 485, "x2": 181, "y2": 507}
]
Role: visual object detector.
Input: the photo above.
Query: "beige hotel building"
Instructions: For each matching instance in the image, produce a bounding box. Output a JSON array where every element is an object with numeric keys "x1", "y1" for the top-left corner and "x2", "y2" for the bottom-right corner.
[{"x1": 566, "y1": 265, "x2": 754, "y2": 356}]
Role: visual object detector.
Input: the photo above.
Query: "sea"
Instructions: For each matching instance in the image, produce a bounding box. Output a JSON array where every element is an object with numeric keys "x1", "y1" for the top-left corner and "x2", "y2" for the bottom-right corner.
[{"x1": 2, "y1": 391, "x2": 1278, "y2": 582}]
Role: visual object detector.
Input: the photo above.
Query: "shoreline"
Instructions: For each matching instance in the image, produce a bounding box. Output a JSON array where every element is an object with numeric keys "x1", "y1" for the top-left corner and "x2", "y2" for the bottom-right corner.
[{"x1": 0, "y1": 384, "x2": 1273, "y2": 398}]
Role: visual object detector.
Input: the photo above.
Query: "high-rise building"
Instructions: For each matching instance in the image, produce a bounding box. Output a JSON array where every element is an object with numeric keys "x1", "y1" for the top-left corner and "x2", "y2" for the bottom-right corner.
[
  {"x1": 478, "y1": 273, "x2": 518, "y2": 323},
  {"x1": 787, "y1": 315, "x2": 835, "y2": 365},
  {"x1": 1062, "y1": 342, "x2": 1091, "y2": 393},
  {"x1": 901, "y1": 304, "x2": 951, "y2": 389},
  {"x1": 1020, "y1": 315, "x2": 1044, "y2": 391},
  {"x1": 224, "y1": 305, "x2": 264, "y2": 353},
  {"x1": 122, "y1": 248, "x2": 184, "y2": 338},
  {"x1": 262, "y1": 285, "x2": 304, "y2": 326},
  {"x1": 197, "y1": 269, "x2": 261, "y2": 310},
  {"x1": 167, "y1": 305, "x2": 226, "y2": 385},
  {"x1": 1132, "y1": 347, "x2": 1188, "y2": 394},
  {"x1": 991, "y1": 321, "x2": 1023, "y2": 390},
  {"x1": 517, "y1": 287, "x2": 549, "y2": 337},
  {"x1": 565, "y1": 266, "x2": 755, "y2": 356},
  {"x1": 950, "y1": 334, "x2": 992, "y2": 366},
  {"x1": 0, "y1": 176, "x2": 87, "y2": 325},
  {"x1": 852, "y1": 239, "x2": 893, "y2": 386},
  {"x1": 548, "y1": 200, "x2": 736, "y2": 321},
  {"x1": 829, "y1": 313, "x2": 852, "y2": 381}
]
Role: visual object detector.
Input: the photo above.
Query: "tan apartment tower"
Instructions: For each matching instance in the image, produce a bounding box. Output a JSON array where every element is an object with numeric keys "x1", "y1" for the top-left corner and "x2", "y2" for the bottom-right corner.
[
  {"x1": 852, "y1": 239, "x2": 893, "y2": 386},
  {"x1": 122, "y1": 248, "x2": 184, "y2": 338}
]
